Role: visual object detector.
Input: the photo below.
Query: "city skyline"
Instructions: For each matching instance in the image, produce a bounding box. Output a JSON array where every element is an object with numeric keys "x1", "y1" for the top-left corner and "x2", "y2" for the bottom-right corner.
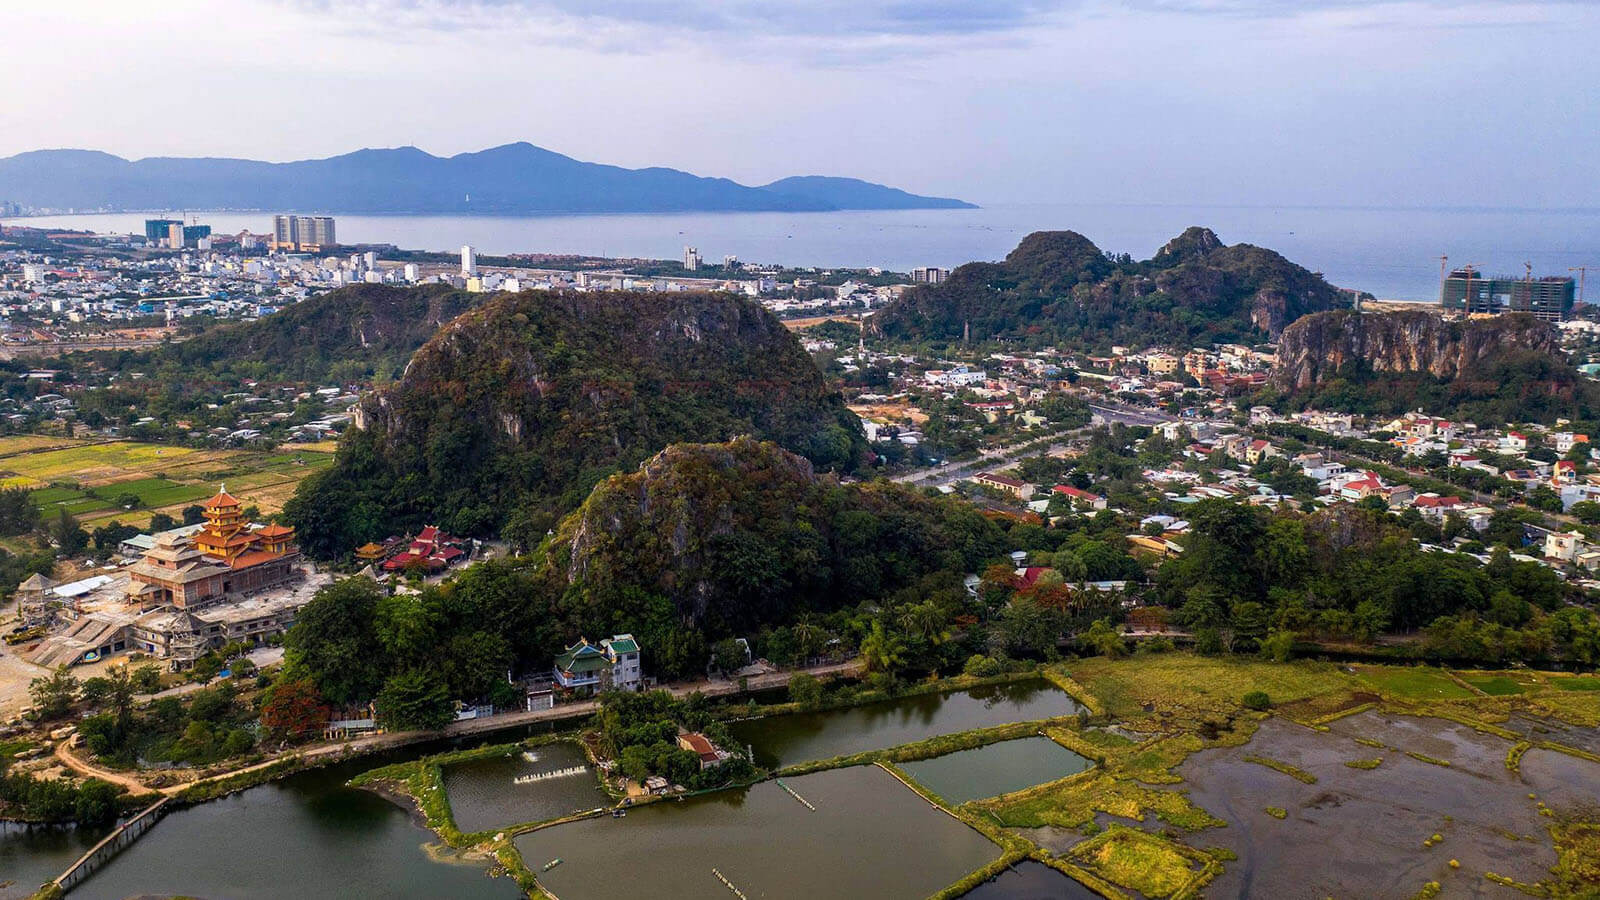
[{"x1": 2, "y1": 0, "x2": 1596, "y2": 209}]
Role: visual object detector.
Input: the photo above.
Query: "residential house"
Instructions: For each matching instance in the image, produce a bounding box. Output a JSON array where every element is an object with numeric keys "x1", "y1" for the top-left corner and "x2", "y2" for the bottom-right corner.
[
  {"x1": 1553, "y1": 432, "x2": 1589, "y2": 455},
  {"x1": 975, "y1": 472, "x2": 1034, "y2": 499},
  {"x1": 1545, "y1": 530, "x2": 1584, "y2": 562},
  {"x1": 1244, "y1": 439, "x2": 1276, "y2": 465},
  {"x1": 552, "y1": 633, "x2": 644, "y2": 694},
  {"x1": 678, "y1": 732, "x2": 731, "y2": 771},
  {"x1": 1052, "y1": 484, "x2": 1108, "y2": 510}
]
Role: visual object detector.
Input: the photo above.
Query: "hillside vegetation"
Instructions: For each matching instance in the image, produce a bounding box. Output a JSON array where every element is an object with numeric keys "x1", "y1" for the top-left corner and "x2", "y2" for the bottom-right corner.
[
  {"x1": 872, "y1": 227, "x2": 1344, "y2": 348},
  {"x1": 286, "y1": 291, "x2": 866, "y2": 556},
  {"x1": 79, "y1": 283, "x2": 487, "y2": 386},
  {"x1": 283, "y1": 439, "x2": 1004, "y2": 703},
  {"x1": 535, "y1": 438, "x2": 1004, "y2": 646}
]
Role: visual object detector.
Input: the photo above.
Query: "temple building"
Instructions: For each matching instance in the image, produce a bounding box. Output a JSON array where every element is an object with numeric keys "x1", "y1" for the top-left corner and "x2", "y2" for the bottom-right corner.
[{"x1": 126, "y1": 486, "x2": 301, "y2": 610}]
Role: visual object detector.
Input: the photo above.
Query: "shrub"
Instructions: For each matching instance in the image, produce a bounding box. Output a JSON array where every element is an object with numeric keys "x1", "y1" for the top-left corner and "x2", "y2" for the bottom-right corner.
[
  {"x1": 1242, "y1": 690, "x2": 1272, "y2": 711},
  {"x1": 963, "y1": 654, "x2": 1003, "y2": 678}
]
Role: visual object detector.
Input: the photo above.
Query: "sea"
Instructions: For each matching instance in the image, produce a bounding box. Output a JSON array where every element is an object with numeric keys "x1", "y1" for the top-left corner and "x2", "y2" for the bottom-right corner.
[{"x1": 9, "y1": 203, "x2": 1600, "y2": 302}]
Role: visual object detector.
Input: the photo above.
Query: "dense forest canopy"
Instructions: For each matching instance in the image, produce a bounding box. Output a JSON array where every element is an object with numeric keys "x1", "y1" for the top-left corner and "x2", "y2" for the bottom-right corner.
[
  {"x1": 285, "y1": 291, "x2": 867, "y2": 556},
  {"x1": 283, "y1": 439, "x2": 1005, "y2": 710},
  {"x1": 872, "y1": 227, "x2": 1345, "y2": 348}
]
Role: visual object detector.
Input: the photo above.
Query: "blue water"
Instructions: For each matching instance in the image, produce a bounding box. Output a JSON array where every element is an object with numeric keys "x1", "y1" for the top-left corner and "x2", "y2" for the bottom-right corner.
[{"x1": 11, "y1": 203, "x2": 1599, "y2": 301}]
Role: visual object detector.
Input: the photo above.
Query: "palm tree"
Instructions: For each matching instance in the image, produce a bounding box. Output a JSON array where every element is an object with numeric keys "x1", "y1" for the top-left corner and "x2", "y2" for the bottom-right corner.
[
  {"x1": 860, "y1": 621, "x2": 906, "y2": 674},
  {"x1": 898, "y1": 601, "x2": 950, "y2": 645},
  {"x1": 792, "y1": 616, "x2": 826, "y2": 663}
]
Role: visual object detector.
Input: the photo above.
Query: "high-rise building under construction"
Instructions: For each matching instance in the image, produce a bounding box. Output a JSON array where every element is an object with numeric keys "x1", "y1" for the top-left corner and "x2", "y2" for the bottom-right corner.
[{"x1": 1440, "y1": 269, "x2": 1574, "y2": 321}]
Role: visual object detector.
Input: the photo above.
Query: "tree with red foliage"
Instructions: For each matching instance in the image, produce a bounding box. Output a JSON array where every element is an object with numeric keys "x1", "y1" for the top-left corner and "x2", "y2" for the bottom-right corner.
[{"x1": 261, "y1": 678, "x2": 331, "y2": 741}]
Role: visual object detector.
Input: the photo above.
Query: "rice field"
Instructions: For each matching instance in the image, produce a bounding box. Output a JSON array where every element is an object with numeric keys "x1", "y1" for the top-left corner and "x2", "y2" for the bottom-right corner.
[{"x1": 0, "y1": 438, "x2": 335, "y2": 526}]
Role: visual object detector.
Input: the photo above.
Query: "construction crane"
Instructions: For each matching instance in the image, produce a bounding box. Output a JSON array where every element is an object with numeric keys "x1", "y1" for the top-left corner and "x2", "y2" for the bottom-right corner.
[
  {"x1": 1456, "y1": 264, "x2": 1480, "y2": 315},
  {"x1": 1572, "y1": 267, "x2": 1591, "y2": 306}
]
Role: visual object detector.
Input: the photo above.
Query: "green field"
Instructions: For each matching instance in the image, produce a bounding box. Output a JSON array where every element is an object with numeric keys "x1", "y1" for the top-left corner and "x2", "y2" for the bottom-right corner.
[
  {"x1": 1552, "y1": 676, "x2": 1600, "y2": 693},
  {"x1": 1354, "y1": 666, "x2": 1477, "y2": 701},
  {"x1": 1458, "y1": 674, "x2": 1530, "y2": 696},
  {"x1": 0, "y1": 438, "x2": 337, "y2": 530}
]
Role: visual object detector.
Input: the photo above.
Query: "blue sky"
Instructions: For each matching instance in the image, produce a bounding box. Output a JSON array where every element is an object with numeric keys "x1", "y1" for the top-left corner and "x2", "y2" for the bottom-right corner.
[{"x1": 3, "y1": 0, "x2": 1595, "y2": 207}]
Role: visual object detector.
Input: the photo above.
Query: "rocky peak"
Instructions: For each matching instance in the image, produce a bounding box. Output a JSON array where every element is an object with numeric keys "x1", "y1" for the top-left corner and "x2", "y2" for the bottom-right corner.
[
  {"x1": 1152, "y1": 226, "x2": 1225, "y2": 266},
  {"x1": 1273, "y1": 309, "x2": 1561, "y2": 390}
]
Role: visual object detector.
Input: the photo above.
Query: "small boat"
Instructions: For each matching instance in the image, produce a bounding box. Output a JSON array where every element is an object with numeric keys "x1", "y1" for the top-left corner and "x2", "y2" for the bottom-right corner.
[{"x1": 543, "y1": 858, "x2": 563, "y2": 872}]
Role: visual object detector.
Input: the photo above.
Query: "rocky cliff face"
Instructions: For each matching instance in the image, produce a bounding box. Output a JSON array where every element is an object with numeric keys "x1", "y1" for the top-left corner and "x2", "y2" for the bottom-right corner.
[
  {"x1": 286, "y1": 290, "x2": 865, "y2": 557},
  {"x1": 1274, "y1": 310, "x2": 1561, "y2": 390}
]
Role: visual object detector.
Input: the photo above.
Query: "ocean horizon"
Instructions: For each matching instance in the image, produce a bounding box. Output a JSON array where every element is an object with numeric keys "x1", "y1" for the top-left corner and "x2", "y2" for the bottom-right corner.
[{"x1": 11, "y1": 202, "x2": 1599, "y2": 303}]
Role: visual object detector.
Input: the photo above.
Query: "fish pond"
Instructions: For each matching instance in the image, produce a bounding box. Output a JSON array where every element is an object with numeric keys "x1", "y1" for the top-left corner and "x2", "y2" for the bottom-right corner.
[
  {"x1": 66, "y1": 757, "x2": 522, "y2": 900},
  {"x1": 441, "y1": 741, "x2": 610, "y2": 833},
  {"x1": 899, "y1": 735, "x2": 1092, "y2": 805},
  {"x1": 960, "y1": 860, "x2": 1104, "y2": 900},
  {"x1": 516, "y1": 764, "x2": 999, "y2": 900},
  {"x1": 729, "y1": 678, "x2": 1084, "y2": 769}
]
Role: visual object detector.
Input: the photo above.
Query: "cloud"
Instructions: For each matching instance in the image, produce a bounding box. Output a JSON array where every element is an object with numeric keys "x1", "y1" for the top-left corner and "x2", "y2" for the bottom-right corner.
[{"x1": 292, "y1": 0, "x2": 1077, "y2": 37}]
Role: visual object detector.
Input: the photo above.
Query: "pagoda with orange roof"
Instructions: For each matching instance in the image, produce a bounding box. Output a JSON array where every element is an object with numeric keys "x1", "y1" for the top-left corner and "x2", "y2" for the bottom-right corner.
[{"x1": 126, "y1": 485, "x2": 301, "y2": 610}]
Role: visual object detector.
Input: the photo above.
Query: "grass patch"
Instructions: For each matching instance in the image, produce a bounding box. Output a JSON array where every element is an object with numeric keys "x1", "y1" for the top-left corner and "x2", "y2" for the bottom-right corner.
[
  {"x1": 1061, "y1": 654, "x2": 1352, "y2": 726},
  {"x1": 1353, "y1": 736, "x2": 1387, "y2": 749},
  {"x1": 1354, "y1": 666, "x2": 1477, "y2": 702},
  {"x1": 1458, "y1": 674, "x2": 1529, "y2": 696},
  {"x1": 1242, "y1": 755, "x2": 1317, "y2": 784},
  {"x1": 1549, "y1": 821, "x2": 1600, "y2": 891},
  {"x1": 1550, "y1": 676, "x2": 1600, "y2": 693},
  {"x1": 979, "y1": 768, "x2": 1223, "y2": 832},
  {"x1": 1405, "y1": 751, "x2": 1452, "y2": 768},
  {"x1": 1066, "y1": 825, "x2": 1215, "y2": 900},
  {"x1": 1264, "y1": 806, "x2": 1287, "y2": 819},
  {"x1": 1507, "y1": 742, "x2": 1532, "y2": 773},
  {"x1": 1344, "y1": 757, "x2": 1383, "y2": 770}
]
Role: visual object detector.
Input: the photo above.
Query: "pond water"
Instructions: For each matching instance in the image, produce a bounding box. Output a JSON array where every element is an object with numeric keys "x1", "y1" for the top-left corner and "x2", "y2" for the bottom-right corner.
[
  {"x1": 0, "y1": 821, "x2": 109, "y2": 900},
  {"x1": 729, "y1": 680, "x2": 1084, "y2": 769},
  {"x1": 67, "y1": 758, "x2": 523, "y2": 900},
  {"x1": 900, "y1": 736, "x2": 1092, "y2": 805},
  {"x1": 515, "y1": 764, "x2": 999, "y2": 900},
  {"x1": 442, "y1": 742, "x2": 611, "y2": 833},
  {"x1": 1178, "y1": 712, "x2": 1600, "y2": 900},
  {"x1": 960, "y1": 860, "x2": 1104, "y2": 900}
]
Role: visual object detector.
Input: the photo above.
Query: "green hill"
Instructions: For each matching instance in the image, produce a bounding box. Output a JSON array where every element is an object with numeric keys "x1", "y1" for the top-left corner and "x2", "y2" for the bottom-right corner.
[
  {"x1": 285, "y1": 291, "x2": 867, "y2": 556},
  {"x1": 530, "y1": 437, "x2": 1004, "y2": 674},
  {"x1": 872, "y1": 227, "x2": 1345, "y2": 347},
  {"x1": 80, "y1": 283, "x2": 487, "y2": 385}
]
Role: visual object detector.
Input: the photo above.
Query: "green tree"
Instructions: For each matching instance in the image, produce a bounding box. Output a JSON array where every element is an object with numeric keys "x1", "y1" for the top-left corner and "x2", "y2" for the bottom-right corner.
[
  {"x1": 788, "y1": 673, "x2": 823, "y2": 708},
  {"x1": 29, "y1": 666, "x2": 80, "y2": 719},
  {"x1": 1081, "y1": 618, "x2": 1128, "y2": 658},
  {"x1": 283, "y1": 576, "x2": 385, "y2": 707},
  {"x1": 374, "y1": 670, "x2": 454, "y2": 731},
  {"x1": 1259, "y1": 629, "x2": 1296, "y2": 662},
  {"x1": 711, "y1": 638, "x2": 747, "y2": 674},
  {"x1": 0, "y1": 485, "x2": 40, "y2": 536},
  {"x1": 860, "y1": 621, "x2": 906, "y2": 674},
  {"x1": 52, "y1": 508, "x2": 87, "y2": 556}
]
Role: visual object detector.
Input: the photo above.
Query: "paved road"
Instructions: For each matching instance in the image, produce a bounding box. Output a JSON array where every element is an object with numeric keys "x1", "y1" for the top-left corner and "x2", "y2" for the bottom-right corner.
[
  {"x1": 890, "y1": 402, "x2": 1178, "y2": 489},
  {"x1": 52, "y1": 659, "x2": 864, "y2": 797}
]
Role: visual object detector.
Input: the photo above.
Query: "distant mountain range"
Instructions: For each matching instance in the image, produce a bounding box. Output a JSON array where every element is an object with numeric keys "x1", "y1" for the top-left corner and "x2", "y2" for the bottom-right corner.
[{"x1": 0, "y1": 143, "x2": 976, "y2": 215}]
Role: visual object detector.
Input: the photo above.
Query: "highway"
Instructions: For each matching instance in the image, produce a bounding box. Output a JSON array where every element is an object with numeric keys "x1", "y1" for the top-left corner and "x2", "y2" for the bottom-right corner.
[{"x1": 889, "y1": 401, "x2": 1178, "y2": 488}]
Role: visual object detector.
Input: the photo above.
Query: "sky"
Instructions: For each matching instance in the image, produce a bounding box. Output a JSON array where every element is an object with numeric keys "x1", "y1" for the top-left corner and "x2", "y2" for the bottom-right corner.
[{"x1": 2, "y1": 0, "x2": 1596, "y2": 207}]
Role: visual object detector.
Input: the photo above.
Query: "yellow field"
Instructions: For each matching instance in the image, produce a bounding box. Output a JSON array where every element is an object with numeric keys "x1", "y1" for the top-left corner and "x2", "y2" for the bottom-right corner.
[
  {"x1": 0, "y1": 434, "x2": 83, "y2": 457},
  {"x1": 0, "y1": 438, "x2": 336, "y2": 529}
]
